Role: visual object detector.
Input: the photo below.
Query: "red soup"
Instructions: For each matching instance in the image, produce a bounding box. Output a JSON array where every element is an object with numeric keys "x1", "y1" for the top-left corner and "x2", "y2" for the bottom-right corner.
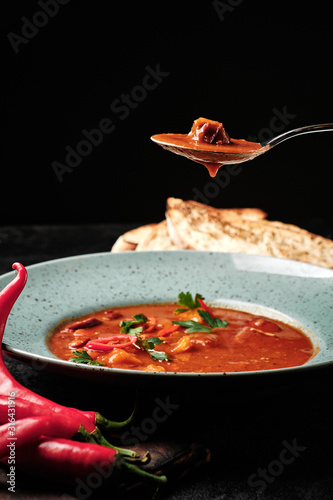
[{"x1": 48, "y1": 294, "x2": 315, "y2": 373}]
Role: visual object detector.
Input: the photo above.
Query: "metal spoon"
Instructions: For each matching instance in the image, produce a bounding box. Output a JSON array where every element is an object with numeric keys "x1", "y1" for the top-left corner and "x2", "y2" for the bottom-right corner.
[{"x1": 151, "y1": 123, "x2": 333, "y2": 176}]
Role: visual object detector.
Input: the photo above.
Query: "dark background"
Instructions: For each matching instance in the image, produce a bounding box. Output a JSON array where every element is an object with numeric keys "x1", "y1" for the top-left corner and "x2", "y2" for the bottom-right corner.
[
  {"x1": 1, "y1": 0, "x2": 332, "y2": 226},
  {"x1": 1, "y1": 5, "x2": 333, "y2": 498}
]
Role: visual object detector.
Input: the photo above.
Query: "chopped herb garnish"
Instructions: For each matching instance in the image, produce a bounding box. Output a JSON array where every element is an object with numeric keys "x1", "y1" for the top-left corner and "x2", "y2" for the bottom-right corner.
[
  {"x1": 133, "y1": 314, "x2": 148, "y2": 323},
  {"x1": 120, "y1": 314, "x2": 148, "y2": 334},
  {"x1": 69, "y1": 350, "x2": 105, "y2": 366},
  {"x1": 137, "y1": 337, "x2": 164, "y2": 350},
  {"x1": 173, "y1": 309, "x2": 228, "y2": 333},
  {"x1": 127, "y1": 326, "x2": 144, "y2": 336},
  {"x1": 149, "y1": 350, "x2": 170, "y2": 362},
  {"x1": 120, "y1": 315, "x2": 169, "y2": 362},
  {"x1": 174, "y1": 292, "x2": 205, "y2": 313},
  {"x1": 172, "y1": 320, "x2": 212, "y2": 333},
  {"x1": 198, "y1": 310, "x2": 228, "y2": 328},
  {"x1": 138, "y1": 336, "x2": 169, "y2": 361}
]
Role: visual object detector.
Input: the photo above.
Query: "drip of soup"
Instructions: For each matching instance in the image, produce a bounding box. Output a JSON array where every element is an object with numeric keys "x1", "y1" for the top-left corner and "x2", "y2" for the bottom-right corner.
[{"x1": 48, "y1": 300, "x2": 315, "y2": 373}]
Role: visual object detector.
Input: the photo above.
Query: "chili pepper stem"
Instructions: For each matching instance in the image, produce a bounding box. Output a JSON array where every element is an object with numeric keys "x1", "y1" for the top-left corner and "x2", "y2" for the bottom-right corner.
[
  {"x1": 95, "y1": 409, "x2": 135, "y2": 432},
  {"x1": 95, "y1": 408, "x2": 135, "y2": 433},
  {"x1": 123, "y1": 451, "x2": 151, "y2": 464},
  {"x1": 140, "y1": 451, "x2": 151, "y2": 464},
  {"x1": 90, "y1": 428, "x2": 139, "y2": 458},
  {"x1": 74, "y1": 424, "x2": 97, "y2": 444},
  {"x1": 118, "y1": 457, "x2": 167, "y2": 484},
  {"x1": 95, "y1": 390, "x2": 138, "y2": 434}
]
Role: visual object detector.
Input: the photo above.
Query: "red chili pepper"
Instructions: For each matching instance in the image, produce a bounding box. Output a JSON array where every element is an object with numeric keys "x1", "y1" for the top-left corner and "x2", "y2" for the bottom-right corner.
[
  {"x1": 0, "y1": 263, "x2": 133, "y2": 435},
  {"x1": 0, "y1": 263, "x2": 27, "y2": 335},
  {"x1": 2, "y1": 437, "x2": 167, "y2": 484},
  {"x1": 86, "y1": 334, "x2": 137, "y2": 351},
  {"x1": 2, "y1": 436, "x2": 118, "y2": 482},
  {"x1": 144, "y1": 316, "x2": 157, "y2": 333},
  {"x1": 1, "y1": 395, "x2": 137, "y2": 458},
  {"x1": 197, "y1": 298, "x2": 215, "y2": 318},
  {"x1": 0, "y1": 395, "x2": 36, "y2": 424},
  {"x1": 0, "y1": 415, "x2": 88, "y2": 459},
  {"x1": 0, "y1": 395, "x2": 115, "y2": 436},
  {"x1": 158, "y1": 325, "x2": 180, "y2": 337}
]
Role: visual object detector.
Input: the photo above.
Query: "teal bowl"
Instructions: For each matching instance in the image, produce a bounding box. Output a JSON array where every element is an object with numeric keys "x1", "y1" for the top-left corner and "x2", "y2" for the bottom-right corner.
[{"x1": 1, "y1": 251, "x2": 332, "y2": 385}]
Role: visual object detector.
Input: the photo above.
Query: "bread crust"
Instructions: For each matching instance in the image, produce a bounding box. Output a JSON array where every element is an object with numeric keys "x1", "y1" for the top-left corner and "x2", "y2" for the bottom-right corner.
[
  {"x1": 111, "y1": 197, "x2": 333, "y2": 268},
  {"x1": 111, "y1": 224, "x2": 157, "y2": 252}
]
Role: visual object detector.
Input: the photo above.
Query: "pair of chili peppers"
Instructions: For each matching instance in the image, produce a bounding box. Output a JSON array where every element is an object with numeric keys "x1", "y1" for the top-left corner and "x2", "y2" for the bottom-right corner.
[{"x1": 0, "y1": 263, "x2": 167, "y2": 485}]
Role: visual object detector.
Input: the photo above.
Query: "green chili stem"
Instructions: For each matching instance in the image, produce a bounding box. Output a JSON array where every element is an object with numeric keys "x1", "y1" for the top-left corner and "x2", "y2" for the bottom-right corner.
[
  {"x1": 95, "y1": 408, "x2": 134, "y2": 432},
  {"x1": 95, "y1": 391, "x2": 138, "y2": 433},
  {"x1": 91, "y1": 428, "x2": 139, "y2": 458},
  {"x1": 74, "y1": 424, "x2": 97, "y2": 444},
  {"x1": 120, "y1": 458, "x2": 167, "y2": 484}
]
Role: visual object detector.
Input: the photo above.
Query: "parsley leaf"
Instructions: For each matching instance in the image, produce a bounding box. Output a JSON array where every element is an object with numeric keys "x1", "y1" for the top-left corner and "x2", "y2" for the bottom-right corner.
[
  {"x1": 120, "y1": 316, "x2": 169, "y2": 362},
  {"x1": 137, "y1": 337, "x2": 163, "y2": 350},
  {"x1": 174, "y1": 292, "x2": 205, "y2": 313},
  {"x1": 69, "y1": 350, "x2": 105, "y2": 366},
  {"x1": 133, "y1": 314, "x2": 148, "y2": 323},
  {"x1": 172, "y1": 320, "x2": 212, "y2": 333},
  {"x1": 149, "y1": 350, "x2": 170, "y2": 362},
  {"x1": 120, "y1": 314, "x2": 148, "y2": 335},
  {"x1": 137, "y1": 336, "x2": 169, "y2": 361},
  {"x1": 173, "y1": 310, "x2": 228, "y2": 333},
  {"x1": 128, "y1": 326, "x2": 144, "y2": 336},
  {"x1": 198, "y1": 310, "x2": 228, "y2": 328}
]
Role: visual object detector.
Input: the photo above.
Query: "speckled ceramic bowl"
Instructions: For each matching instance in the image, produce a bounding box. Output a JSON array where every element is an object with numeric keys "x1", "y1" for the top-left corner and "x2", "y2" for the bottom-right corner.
[{"x1": 1, "y1": 251, "x2": 333, "y2": 384}]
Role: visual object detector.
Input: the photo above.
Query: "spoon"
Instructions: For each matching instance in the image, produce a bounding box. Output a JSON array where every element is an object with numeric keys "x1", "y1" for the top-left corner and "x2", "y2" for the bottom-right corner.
[{"x1": 151, "y1": 123, "x2": 333, "y2": 177}]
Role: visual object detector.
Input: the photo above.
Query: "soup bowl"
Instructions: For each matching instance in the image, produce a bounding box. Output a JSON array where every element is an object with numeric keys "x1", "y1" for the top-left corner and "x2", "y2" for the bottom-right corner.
[{"x1": 1, "y1": 251, "x2": 333, "y2": 385}]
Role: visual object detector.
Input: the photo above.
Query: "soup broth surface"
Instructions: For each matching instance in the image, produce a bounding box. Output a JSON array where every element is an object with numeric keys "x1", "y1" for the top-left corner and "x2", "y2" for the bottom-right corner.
[{"x1": 48, "y1": 302, "x2": 315, "y2": 373}]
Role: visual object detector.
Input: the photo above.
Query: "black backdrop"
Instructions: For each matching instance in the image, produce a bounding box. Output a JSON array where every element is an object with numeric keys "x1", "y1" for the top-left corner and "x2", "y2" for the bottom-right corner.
[{"x1": 1, "y1": 1, "x2": 332, "y2": 225}]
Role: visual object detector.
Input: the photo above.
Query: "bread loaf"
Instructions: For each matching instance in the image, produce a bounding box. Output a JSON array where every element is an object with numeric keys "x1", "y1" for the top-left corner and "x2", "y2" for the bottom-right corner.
[{"x1": 111, "y1": 197, "x2": 333, "y2": 268}]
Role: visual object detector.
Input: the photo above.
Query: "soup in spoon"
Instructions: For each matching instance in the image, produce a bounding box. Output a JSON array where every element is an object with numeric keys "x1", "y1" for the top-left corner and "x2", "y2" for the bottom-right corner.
[{"x1": 151, "y1": 117, "x2": 262, "y2": 177}]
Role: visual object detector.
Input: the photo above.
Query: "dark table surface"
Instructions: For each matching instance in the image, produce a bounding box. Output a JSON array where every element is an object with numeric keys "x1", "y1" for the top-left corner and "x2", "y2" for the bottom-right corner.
[{"x1": 1, "y1": 222, "x2": 333, "y2": 500}]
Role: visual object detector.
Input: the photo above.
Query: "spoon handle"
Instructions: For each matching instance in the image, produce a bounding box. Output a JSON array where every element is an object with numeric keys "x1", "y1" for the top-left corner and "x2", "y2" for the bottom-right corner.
[{"x1": 261, "y1": 123, "x2": 333, "y2": 148}]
